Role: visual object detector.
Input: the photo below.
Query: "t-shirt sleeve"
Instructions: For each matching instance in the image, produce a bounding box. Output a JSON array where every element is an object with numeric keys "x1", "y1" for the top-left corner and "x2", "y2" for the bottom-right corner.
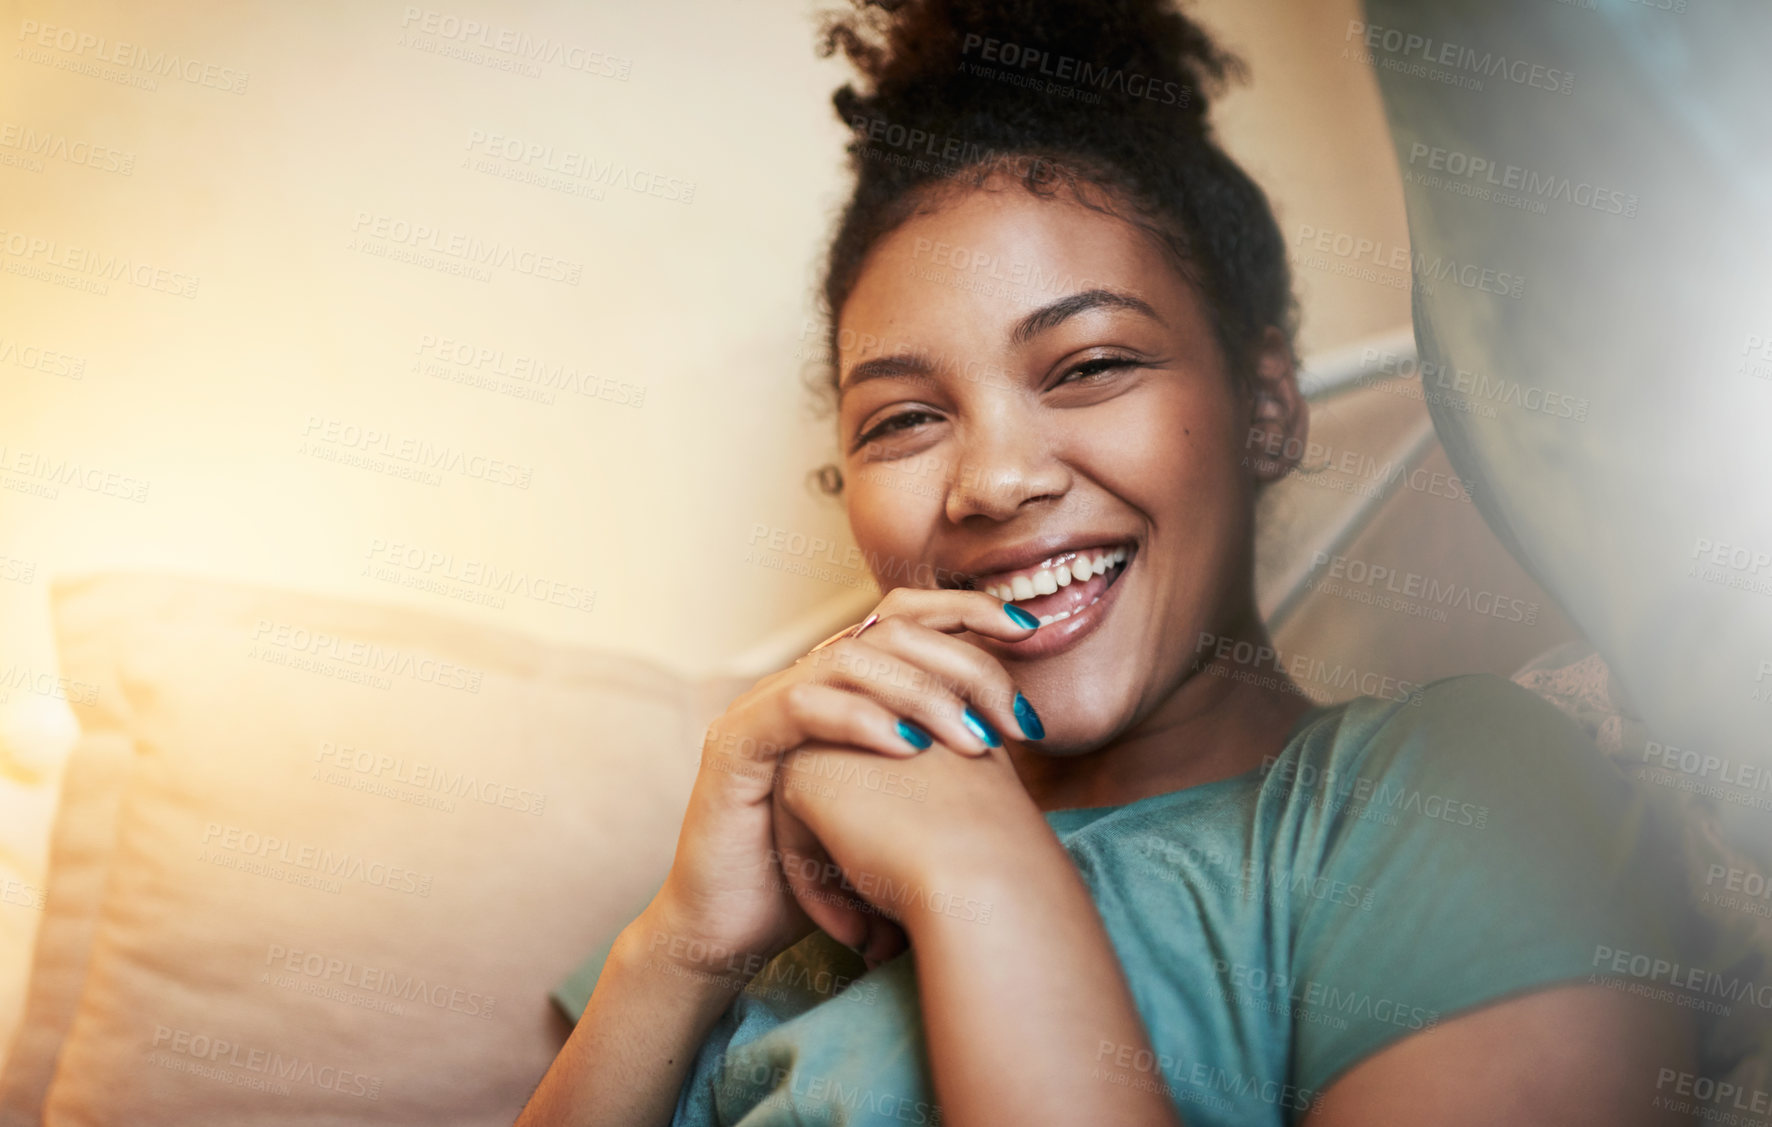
[{"x1": 1285, "y1": 673, "x2": 1692, "y2": 1100}]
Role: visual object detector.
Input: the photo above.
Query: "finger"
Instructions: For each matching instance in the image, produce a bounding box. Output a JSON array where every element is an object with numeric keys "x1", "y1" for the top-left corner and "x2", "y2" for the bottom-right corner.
[
  {"x1": 806, "y1": 639, "x2": 1001, "y2": 755},
  {"x1": 773, "y1": 680, "x2": 936, "y2": 759},
  {"x1": 873, "y1": 585, "x2": 1044, "y2": 642},
  {"x1": 847, "y1": 613, "x2": 1040, "y2": 746},
  {"x1": 860, "y1": 917, "x2": 909, "y2": 972},
  {"x1": 771, "y1": 786, "x2": 870, "y2": 952}
]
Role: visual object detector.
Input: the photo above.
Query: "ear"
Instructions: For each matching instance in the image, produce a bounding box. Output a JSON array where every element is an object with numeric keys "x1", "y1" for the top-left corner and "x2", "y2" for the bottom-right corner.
[{"x1": 1240, "y1": 326, "x2": 1309, "y2": 485}]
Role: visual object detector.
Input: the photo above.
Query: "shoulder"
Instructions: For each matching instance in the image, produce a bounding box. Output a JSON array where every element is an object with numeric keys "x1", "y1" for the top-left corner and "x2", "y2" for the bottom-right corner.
[{"x1": 1280, "y1": 672, "x2": 1627, "y2": 815}]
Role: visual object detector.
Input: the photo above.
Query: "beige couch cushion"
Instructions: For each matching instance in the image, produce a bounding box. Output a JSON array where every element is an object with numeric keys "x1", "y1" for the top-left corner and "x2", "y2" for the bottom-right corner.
[
  {"x1": 0, "y1": 729, "x2": 132, "y2": 1127},
  {"x1": 20, "y1": 572, "x2": 704, "y2": 1126},
  {"x1": 0, "y1": 577, "x2": 150, "y2": 1127}
]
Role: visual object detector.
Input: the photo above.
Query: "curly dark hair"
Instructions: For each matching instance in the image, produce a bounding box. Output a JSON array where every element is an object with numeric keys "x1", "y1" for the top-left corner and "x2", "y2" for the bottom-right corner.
[{"x1": 814, "y1": 0, "x2": 1297, "y2": 407}]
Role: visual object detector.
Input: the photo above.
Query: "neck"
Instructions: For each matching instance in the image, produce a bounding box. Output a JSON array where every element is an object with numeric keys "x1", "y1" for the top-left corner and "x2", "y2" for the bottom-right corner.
[{"x1": 1009, "y1": 608, "x2": 1317, "y2": 812}]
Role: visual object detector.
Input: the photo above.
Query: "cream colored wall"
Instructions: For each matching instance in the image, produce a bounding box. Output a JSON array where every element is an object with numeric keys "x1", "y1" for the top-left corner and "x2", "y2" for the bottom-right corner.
[{"x1": 0, "y1": 0, "x2": 1407, "y2": 1062}]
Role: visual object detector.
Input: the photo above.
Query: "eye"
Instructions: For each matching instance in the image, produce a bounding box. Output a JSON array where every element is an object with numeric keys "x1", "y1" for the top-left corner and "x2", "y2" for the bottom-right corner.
[
  {"x1": 852, "y1": 409, "x2": 940, "y2": 452},
  {"x1": 1056, "y1": 355, "x2": 1138, "y2": 387}
]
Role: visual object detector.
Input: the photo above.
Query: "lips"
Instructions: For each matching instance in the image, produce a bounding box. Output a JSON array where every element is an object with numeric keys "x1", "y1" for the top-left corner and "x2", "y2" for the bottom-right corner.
[{"x1": 986, "y1": 543, "x2": 1137, "y2": 659}]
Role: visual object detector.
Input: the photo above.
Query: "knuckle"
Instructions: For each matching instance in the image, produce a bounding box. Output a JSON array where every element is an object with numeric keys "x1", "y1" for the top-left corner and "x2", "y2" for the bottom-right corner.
[
  {"x1": 781, "y1": 680, "x2": 822, "y2": 718},
  {"x1": 871, "y1": 613, "x2": 915, "y2": 644}
]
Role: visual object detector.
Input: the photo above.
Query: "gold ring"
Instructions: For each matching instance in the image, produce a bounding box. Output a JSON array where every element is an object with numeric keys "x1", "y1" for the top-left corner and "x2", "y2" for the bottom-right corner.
[{"x1": 801, "y1": 612, "x2": 881, "y2": 660}]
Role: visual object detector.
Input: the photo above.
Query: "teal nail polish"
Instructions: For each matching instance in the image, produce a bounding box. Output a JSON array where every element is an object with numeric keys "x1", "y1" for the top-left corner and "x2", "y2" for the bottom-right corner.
[
  {"x1": 961, "y1": 706, "x2": 1001, "y2": 748},
  {"x1": 896, "y1": 719, "x2": 933, "y2": 750},
  {"x1": 1013, "y1": 693, "x2": 1045, "y2": 740},
  {"x1": 1003, "y1": 602, "x2": 1040, "y2": 629}
]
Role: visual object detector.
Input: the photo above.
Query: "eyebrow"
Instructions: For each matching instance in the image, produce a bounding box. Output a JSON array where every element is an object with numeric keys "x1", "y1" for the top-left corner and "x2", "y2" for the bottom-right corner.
[
  {"x1": 1009, "y1": 287, "x2": 1164, "y2": 346},
  {"x1": 836, "y1": 287, "x2": 1164, "y2": 397}
]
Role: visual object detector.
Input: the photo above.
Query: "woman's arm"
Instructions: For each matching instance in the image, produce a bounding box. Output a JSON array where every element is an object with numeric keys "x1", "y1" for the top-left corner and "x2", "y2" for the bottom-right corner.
[
  {"x1": 773, "y1": 740, "x2": 1185, "y2": 1127},
  {"x1": 514, "y1": 902, "x2": 751, "y2": 1127},
  {"x1": 1301, "y1": 984, "x2": 1698, "y2": 1127},
  {"x1": 907, "y1": 830, "x2": 1188, "y2": 1127}
]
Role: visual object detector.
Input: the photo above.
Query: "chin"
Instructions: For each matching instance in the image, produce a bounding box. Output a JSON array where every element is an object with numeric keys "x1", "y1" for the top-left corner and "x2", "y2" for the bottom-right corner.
[{"x1": 1013, "y1": 668, "x2": 1140, "y2": 757}]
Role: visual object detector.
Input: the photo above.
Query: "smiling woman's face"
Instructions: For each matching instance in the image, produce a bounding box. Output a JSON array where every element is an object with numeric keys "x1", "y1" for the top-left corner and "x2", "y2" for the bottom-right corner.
[{"x1": 835, "y1": 182, "x2": 1303, "y2": 755}]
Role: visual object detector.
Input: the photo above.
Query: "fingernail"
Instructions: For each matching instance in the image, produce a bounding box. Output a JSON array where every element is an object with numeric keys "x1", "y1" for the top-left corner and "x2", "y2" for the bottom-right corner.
[
  {"x1": 1013, "y1": 693, "x2": 1045, "y2": 740},
  {"x1": 1003, "y1": 602, "x2": 1040, "y2": 629},
  {"x1": 896, "y1": 719, "x2": 933, "y2": 750},
  {"x1": 960, "y1": 706, "x2": 1001, "y2": 749}
]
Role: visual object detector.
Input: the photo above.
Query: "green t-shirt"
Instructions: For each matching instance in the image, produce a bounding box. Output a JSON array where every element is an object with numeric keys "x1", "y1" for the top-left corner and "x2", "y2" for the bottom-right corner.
[{"x1": 555, "y1": 673, "x2": 1696, "y2": 1126}]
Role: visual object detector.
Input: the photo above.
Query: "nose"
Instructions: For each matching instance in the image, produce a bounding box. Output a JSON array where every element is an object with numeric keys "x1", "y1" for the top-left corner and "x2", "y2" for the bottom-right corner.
[{"x1": 942, "y1": 409, "x2": 1071, "y2": 524}]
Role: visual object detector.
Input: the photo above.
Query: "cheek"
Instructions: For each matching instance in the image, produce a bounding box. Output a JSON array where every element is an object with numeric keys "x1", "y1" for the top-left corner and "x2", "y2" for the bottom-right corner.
[
  {"x1": 1075, "y1": 383, "x2": 1242, "y2": 512},
  {"x1": 845, "y1": 468, "x2": 940, "y2": 583}
]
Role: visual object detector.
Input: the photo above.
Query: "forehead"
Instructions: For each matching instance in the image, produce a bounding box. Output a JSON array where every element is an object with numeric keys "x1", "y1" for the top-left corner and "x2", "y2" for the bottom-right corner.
[{"x1": 838, "y1": 186, "x2": 1190, "y2": 362}]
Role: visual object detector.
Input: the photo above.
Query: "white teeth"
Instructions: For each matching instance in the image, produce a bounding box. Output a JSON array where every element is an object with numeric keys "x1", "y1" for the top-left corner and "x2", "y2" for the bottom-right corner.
[{"x1": 977, "y1": 544, "x2": 1132, "y2": 605}]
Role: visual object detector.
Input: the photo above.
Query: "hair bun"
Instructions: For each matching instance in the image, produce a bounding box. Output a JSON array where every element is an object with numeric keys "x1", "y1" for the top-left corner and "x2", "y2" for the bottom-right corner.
[{"x1": 820, "y1": 0, "x2": 1239, "y2": 151}]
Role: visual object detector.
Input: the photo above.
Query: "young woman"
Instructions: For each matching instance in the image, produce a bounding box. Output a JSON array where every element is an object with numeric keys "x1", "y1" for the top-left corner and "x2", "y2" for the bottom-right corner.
[{"x1": 519, "y1": 2, "x2": 1700, "y2": 1123}]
